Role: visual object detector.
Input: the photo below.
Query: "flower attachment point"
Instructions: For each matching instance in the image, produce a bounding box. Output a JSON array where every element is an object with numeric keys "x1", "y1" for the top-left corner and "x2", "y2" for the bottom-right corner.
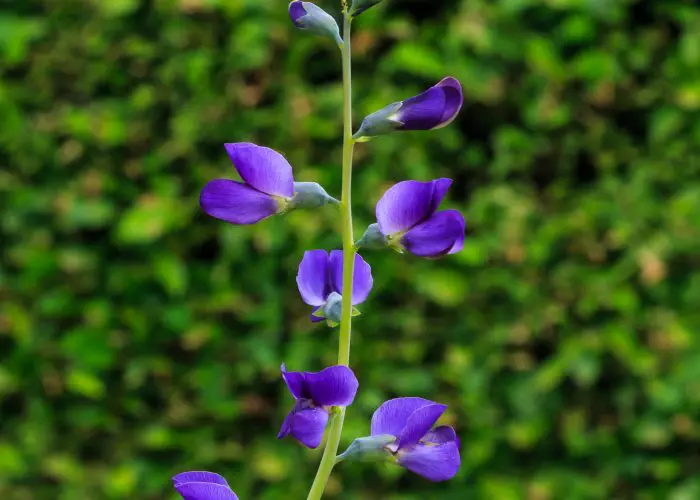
[
  {"x1": 289, "y1": 1, "x2": 343, "y2": 46},
  {"x1": 278, "y1": 364, "x2": 359, "y2": 448},
  {"x1": 361, "y1": 179, "x2": 465, "y2": 258},
  {"x1": 353, "y1": 78, "x2": 463, "y2": 141},
  {"x1": 290, "y1": 182, "x2": 339, "y2": 209},
  {"x1": 172, "y1": 471, "x2": 239, "y2": 500},
  {"x1": 296, "y1": 250, "x2": 373, "y2": 325},
  {"x1": 366, "y1": 397, "x2": 461, "y2": 482}
]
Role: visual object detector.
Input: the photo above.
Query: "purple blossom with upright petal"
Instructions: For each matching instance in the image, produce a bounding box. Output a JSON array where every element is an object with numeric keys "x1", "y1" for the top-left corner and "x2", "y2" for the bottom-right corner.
[
  {"x1": 278, "y1": 364, "x2": 359, "y2": 449},
  {"x1": 354, "y1": 78, "x2": 463, "y2": 140},
  {"x1": 297, "y1": 250, "x2": 373, "y2": 323},
  {"x1": 200, "y1": 143, "x2": 336, "y2": 226},
  {"x1": 172, "y1": 471, "x2": 238, "y2": 500},
  {"x1": 371, "y1": 397, "x2": 460, "y2": 482},
  {"x1": 357, "y1": 178, "x2": 465, "y2": 258}
]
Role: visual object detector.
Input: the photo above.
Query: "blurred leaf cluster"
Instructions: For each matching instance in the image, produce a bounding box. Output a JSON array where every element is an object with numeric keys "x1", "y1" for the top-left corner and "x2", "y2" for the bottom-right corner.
[{"x1": 1, "y1": 0, "x2": 700, "y2": 499}]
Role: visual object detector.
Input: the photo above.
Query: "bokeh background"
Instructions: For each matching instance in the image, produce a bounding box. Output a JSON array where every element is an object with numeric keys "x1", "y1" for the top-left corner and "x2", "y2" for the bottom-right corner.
[{"x1": 2, "y1": 0, "x2": 700, "y2": 498}]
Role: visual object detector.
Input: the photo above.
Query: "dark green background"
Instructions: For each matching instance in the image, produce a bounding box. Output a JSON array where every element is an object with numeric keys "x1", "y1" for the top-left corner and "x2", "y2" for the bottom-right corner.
[{"x1": 2, "y1": 0, "x2": 700, "y2": 498}]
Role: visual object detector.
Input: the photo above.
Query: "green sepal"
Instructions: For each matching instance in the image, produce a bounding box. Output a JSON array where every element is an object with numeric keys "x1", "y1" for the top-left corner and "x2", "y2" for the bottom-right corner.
[{"x1": 336, "y1": 434, "x2": 396, "y2": 463}]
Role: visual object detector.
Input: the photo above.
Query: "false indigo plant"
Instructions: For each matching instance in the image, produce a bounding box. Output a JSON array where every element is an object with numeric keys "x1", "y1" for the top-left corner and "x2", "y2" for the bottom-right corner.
[{"x1": 174, "y1": 1, "x2": 465, "y2": 498}]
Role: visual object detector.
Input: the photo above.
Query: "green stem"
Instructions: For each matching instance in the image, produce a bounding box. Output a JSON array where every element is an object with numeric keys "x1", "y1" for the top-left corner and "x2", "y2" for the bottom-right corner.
[{"x1": 306, "y1": 9, "x2": 355, "y2": 500}]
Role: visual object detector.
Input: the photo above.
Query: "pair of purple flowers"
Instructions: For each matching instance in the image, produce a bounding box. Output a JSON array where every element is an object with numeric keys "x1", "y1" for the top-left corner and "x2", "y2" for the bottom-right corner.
[
  {"x1": 174, "y1": 368, "x2": 459, "y2": 499},
  {"x1": 276, "y1": 365, "x2": 460, "y2": 483},
  {"x1": 201, "y1": 141, "x2": 465, "y2": 259}
]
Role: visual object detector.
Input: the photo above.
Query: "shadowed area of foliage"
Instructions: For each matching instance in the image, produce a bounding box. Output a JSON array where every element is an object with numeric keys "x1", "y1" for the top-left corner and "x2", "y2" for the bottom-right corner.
[{"x1": 1, "y1": 0, "x2": 700, "y2": 498}]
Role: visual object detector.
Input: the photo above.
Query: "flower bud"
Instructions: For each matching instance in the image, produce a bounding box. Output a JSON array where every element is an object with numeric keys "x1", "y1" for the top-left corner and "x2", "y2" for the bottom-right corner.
[
  {"x1": 355, "y1": 223, "x2": 388, "y2": 250},
  {"x1": 289, "y1": 1, "x2": 342, "y2": 46},
  {"x1": 349, "y1": 0, "x2": 384, "y2": 17},
  {"x1": 336, "y1": 435, "x2": 397, "y2": 463},
  {"x1": 290, "y1": 182, "x2": 339, "y2": 210}
]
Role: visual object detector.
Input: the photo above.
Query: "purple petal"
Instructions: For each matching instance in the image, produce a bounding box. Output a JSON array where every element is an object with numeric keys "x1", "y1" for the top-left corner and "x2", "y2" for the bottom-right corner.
[
  {"x1": 370, "y1": 397, "x2": 436, "y2": 438},
  {"x1": 396, "y1": 77, "x2": 463, "y2": 131},
  {"x1": 304, "y1": 365, "x2": 359, "y2": 407},
  {"x1": 288, "y1": 406, "x2": 329, "y2": 449},
  {"x1": 396, "y1": 403, "x2": 447, "y2": 448},
  {"x1": 281, "y1": 364, "x2": 307, "y2": 400},
  {"x1": 328, "y1": 251, "x2": 373, "y2": 305},
  {"x1": 172, "y1": 471, "x2": 228, "y2": 487},
  {"x1": 396, "y1": 87, "x2": 446, "y2": 130},
  {"x1": 396, "y1": 441, "x2": 461, "y2": 482},
  {"x1": 224, "y1": 143, "x2": 294, "y2": 198},
  {"x1": 288, "y1": 1, "x2": 307, "y2": 27},
  {"x1": 444, "y1": 210, "x2": 465, "y2": 254},
  {"x1": 435, "y1": 77, "x2": 464, "y2": 129},
  {"x1": 277, "y1": 409, "x2": 293, "y2": 440},
  {"x1": 376, "y1": 180, "x2": 436, "y2": 235},
  {"x1": 175, "y1": 483, "x2": 239, "y2": 500},
  {"x1": 200, "y1": 179, "x2": 280, "y2": 225},
  {"x1": 296, "y1": 250, "x2": 330, "y2": 306},
  {"x1": 428, "y1": 178, "x2": 453, "y2": 214},
  {"x1": 401, "y1": 210, "x2": 464, "y2": 258},
  {"x1": 423, "y1": 425, "x2": 459, "y2": 447}
]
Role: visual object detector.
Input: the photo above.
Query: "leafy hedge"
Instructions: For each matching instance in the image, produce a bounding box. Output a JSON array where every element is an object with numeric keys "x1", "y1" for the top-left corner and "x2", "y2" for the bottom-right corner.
[{"x1": 2, "y1": 0, "x2": 700, "y2": 498}]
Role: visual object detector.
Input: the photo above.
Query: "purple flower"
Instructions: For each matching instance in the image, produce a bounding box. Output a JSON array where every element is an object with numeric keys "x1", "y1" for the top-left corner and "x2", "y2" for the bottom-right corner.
[
  {"x1": 296, "y1": 250, "x2": 373, "y2": 324},
  {"x1": 371, "y1": 397, "x2": 460, "y2": 482},
  {"x1": 278, "y1": 364, "x2": 359, "y2": 448},
  {"x1": 354, "y1": 78, "x2": 463, "y2": 141},
  {"x1": 200, "y1": 143, "x2": 336, "y2": 226},
  {"x1": 357, "y1": 179, "x2": 465, "y2": 258},
  {"x1": 172, "y1": 471, "x2": 238, "y2": 500},
  {"x1": 288, "y1": 1, "x2": 342, "y2": 46}
]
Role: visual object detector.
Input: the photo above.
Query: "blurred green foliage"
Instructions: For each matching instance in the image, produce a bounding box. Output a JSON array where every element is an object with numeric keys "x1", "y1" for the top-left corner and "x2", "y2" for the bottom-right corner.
[{"x1": 2, "y1": 0, "x2": 700, "y2": 498}]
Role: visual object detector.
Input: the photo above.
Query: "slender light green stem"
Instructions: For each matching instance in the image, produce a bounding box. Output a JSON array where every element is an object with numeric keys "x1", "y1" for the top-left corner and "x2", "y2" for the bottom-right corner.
[{"x1": 306, "y1": 8, "x2": 355, "y2": 500}]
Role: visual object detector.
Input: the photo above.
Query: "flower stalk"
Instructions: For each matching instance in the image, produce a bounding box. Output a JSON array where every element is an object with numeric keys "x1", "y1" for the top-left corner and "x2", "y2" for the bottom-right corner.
[{"x1": 306, "y1": 6, "x2": 354, "y2": 500}]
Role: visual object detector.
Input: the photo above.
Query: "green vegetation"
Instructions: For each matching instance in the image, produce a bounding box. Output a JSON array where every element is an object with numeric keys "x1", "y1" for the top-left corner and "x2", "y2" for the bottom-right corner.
[{"x1": 1, "y1": 0, "x2": 699, "y2": 498}]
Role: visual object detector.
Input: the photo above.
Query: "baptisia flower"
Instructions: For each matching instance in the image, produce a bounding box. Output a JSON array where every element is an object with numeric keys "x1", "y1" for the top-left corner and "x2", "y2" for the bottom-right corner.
[
  {"x1": 353, "y1": 77, "x2": 463, "y2": 141},
  {"x1": 278, "y1": 364, "x2": 359, "y2": 449},
  {"x1": 288, "y1": 1, "x2": 342, "y2": 46},
  {"x1": 200, "y1": 143, "x2": 337, "y2": 226},
  {"x1": 172, "y1": 471, "x2": 238, "y2": 500},
  {"x1": 339, "y1": 397, "x2": 460, "y2": 482},
  {"x1": 297, "y1": 250, "x2": 373, "y2": 325},
  {"x1": 356, "y1": 178, "x2": 465, "y2": 258}
]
